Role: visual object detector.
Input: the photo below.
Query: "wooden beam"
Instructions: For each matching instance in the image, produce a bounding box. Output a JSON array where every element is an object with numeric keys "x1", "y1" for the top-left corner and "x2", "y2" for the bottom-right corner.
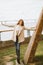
[
  {"x1": 0, "y1": 30, "x2": 13, "y2": 32},
  {"x1": 24, "y1": 9, "x2": 43, "y2": 64}
]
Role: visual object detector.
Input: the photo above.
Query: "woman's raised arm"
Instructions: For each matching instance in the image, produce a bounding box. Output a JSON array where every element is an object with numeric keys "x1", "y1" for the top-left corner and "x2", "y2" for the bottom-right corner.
[
  {"x1": 1, "y1": 22, "x2": 15, "y2": 27},
  {"x1": 24, "y1": 26, "x2": 36, "y2": 31}
]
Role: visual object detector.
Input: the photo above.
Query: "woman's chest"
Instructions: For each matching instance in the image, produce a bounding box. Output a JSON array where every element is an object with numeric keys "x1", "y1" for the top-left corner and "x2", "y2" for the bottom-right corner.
[{"x1": 15, "y1": 25, "x2": 23, "y2": 31}]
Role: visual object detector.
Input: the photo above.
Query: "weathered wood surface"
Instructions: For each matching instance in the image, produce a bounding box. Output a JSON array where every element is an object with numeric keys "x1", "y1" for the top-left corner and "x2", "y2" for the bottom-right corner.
[{"x1": 24, "y1": 9, "x2": 43, "y2": 64}]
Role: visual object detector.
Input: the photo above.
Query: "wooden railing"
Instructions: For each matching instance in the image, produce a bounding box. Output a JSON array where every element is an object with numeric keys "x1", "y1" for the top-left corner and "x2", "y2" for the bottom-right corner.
[{"x1": 0, "y1": 29, "x2": 13, "y2": 32}]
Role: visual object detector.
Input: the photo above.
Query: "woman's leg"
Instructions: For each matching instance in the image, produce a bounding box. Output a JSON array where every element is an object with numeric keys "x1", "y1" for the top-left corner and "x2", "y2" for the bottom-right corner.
[
  {"x1": 15, "y1": 42, "x2": 18, "y2": 55},
  {"x1": 17, "y1": 43, "x2": 20, "y2": 64},
  {"x1": 15, "y1": 42, "x2": 20, "y2": 64}
]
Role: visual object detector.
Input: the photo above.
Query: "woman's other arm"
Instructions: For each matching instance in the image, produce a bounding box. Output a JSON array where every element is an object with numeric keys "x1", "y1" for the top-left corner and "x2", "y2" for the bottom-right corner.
[
  {"x1": 1, "y1": 22, "x2": 15, "y2": 27},
  {"x1": 24, "y1": 26, "x2": 36, "y2": 31}
]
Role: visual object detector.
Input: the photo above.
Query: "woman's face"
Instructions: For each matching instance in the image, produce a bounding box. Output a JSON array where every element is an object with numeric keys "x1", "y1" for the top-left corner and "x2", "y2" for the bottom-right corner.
[{"x1": 19, "y1": 21, "x2": 23, "y2": 26}]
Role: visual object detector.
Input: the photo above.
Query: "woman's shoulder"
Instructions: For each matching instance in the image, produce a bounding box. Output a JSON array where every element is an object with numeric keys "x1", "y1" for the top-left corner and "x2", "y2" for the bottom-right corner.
[
  {"x1": 22, "y1": 26, "x2": 25, "y2": 29},
  {"x1": 15, "y1": 24, "x2": 24, "y2": 29},
  {"x1": 15, "y1": 24, "x2": 20, "y2": 30}
]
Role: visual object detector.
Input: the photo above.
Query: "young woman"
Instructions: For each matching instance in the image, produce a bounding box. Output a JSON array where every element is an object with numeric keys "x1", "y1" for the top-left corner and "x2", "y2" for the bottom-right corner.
[{"x1": 1, "y1": 19, "x2": 36, "y2": 65}]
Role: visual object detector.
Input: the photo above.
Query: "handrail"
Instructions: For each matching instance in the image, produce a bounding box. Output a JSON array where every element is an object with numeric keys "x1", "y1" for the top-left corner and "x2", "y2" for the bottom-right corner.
[
  {"x1": 0, "y1": 29, "x2": 13, "y2": 32},
  {"x1": 0, "y1": 28, "x2": 36, "y2": 33},
  {"x1": 0, "y1": 25, "x2": 36, "y2": 33}
]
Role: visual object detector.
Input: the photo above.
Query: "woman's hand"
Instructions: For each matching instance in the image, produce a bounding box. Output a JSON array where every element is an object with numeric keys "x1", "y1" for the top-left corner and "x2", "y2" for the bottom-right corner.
[{"x1": 31, "y1": 27, "x2": 36, "y2": 31}]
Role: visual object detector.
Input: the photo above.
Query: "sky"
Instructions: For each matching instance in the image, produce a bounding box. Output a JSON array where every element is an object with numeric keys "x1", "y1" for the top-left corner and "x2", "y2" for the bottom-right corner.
[{"x1": 0, "y1": 0, "x2": 43, "y2": 21}]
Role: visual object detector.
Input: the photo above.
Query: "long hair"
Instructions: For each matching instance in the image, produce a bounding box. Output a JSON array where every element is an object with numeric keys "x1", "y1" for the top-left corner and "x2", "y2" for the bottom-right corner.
[{"x1": 17, "y1": 19, "x2": 24, "y2": 26}]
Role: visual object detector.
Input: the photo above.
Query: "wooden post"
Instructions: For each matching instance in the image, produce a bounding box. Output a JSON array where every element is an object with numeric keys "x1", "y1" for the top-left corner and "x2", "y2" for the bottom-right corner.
[
  {"x1": 24, "y1": 9, "x2": 43, "y2": 64},
  {"x1": 0, "y1": 32, "x2": 1, "y2": 41}
]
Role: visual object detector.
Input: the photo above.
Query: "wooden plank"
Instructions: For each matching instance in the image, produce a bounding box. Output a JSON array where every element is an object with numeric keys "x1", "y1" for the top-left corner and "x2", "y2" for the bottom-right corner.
[
  {"x1": 0, "y1": 30, "x2": 13, "y2": 32},
  {"x1": 24, "y1": 9, "x2": 43, "y2": 64}
]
